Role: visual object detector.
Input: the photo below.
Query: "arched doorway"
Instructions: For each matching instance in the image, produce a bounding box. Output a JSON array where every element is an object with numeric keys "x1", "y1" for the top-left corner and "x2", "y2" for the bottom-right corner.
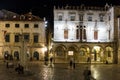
[
  {"x1": 33, "y1": 51, "x2": 39, "y2": 60},
  {"x1": 54, "y1": 46, "x2": 66, "y2": 63},
  {"x1": 91, "y1": 46, "x2": 104, "y2": 63},
  {"x1": 4, "y1": 51, "x2": 9, "y2": 60},
  {"x1": 79, "y1": 47, "x2": 90, "y2": 63},
  {"x1": 14, "y1": 51, "x2": 19, "y2": 60},
  {"x1": 105, "y1": 46, "x2": 113, "y2": 63},
  {"x1": 68, "y1": 46, "x2": 77, "y2": 62}
]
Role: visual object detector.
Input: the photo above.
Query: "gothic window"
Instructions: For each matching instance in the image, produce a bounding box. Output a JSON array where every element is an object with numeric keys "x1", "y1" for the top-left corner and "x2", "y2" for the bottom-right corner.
[
  {"x1": 94, "y1": 31, "x2": 98, "y2": 40},
  {"x1": 64, "y1": 29, "x2": 68, "y2": 39},
  {"x1": 80, "y1": 26, "x2": 83, "y2": 41},
  {"x1": 83, "y1": 26, "x2": 86, "y2": 40},
  {"x1": 76, "y1": 26, "x2": 79, "y2": 39}
]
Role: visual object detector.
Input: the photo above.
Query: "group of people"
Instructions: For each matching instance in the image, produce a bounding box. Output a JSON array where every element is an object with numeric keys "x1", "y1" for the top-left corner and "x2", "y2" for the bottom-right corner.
[
  {"x1": 15, "y1": 64, "x2": 24, "y2": 74},
  {"x1": 44, "y1": 53, "x2": 54, "y2": 67}
]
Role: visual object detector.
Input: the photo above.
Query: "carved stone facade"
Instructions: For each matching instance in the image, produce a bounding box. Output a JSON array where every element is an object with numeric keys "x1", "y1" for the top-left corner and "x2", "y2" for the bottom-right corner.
[{"x1": 52, "y1": 4, "x2": 120, "y2": 64}]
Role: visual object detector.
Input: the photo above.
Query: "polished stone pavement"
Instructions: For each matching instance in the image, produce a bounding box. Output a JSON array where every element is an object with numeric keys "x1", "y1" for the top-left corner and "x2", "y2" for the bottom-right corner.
[{"x1": 0, "y1": 61, "x2": 120, "y2": 80}]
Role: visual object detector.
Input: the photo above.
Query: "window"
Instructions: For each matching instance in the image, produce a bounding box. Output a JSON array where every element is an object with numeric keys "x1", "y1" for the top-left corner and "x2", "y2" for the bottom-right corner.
[
  {"x1": 24, "y1": 24, "x2": 29, "y2": 28},
  {"x1": 69, "y1": 12, "x2": 76, "y2": 21},
  {"x1": 88, "y1": 16, "x2": 92, "y2": 21},
  {"x1": 58, "y1": 13, "x2": 63, "y2": 21},
  {"x1": 5, "y1": 34, "x2": 10, "y2": 42},
  {"x1": 5, "y1": 24, "x2": 10, "y2": 28},
  {"x1": 94, "y1": 31, "x2": 98, "y2": 40},
  {"x1": 15, "y1": 24, "x2": 19, "y2": 28},
  {"x1": 15, "y1": 35, "x2": 19, "y2": 42},
  {"x1": 99, "y1": 14, "x2": 104, "y2": 22},
  {"x1": 58, "y1": 15, "x2": 63, "y2": 21},
  {"x1": 24, "y1": 34, "x2": 29, "y2": 41},
  {"x1": 76, "y1": 26, "x2": 79, "y2": 39},
  {"x1": 64, "y1": 29, "x2": 68, "y2": 39},
  {"x1": 34, "y1": 24, "x2": 39, "y2": 28},
  {"x1": 34, "y1": 35, "x2": 39, "y2": 43},
  {"x1": 79, "y1": 14, "x2": 84, "y2": 21},
  {"x1": 87, "y1": 13, "x2": 93, "y2": 21},
  {"x1": 108, "y1": 13, "x2": 111, "y2": 21}
]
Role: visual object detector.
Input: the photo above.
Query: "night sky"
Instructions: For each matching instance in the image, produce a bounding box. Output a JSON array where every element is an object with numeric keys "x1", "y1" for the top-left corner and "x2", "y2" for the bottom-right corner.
[
  {"x1": 0, "y1": 0, "x2": 118, "y2": 20},
  {"x1": 0, "y1": 0, "x2": 119, "y2": 28}
]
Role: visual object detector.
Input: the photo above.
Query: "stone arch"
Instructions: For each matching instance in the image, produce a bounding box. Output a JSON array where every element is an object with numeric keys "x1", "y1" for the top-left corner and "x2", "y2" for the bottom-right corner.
[
  {"x1": 54, "y1": 44, "x2": 67, "y2": 63},
  {"x1": 67, "y1": 45, "x2": 78, "y2": 62},
  {"x1": 33, "y1": 51, "x2": 39, "y2": 60},
  {"x1": 91, "y1": 45, "x2": 104, "y2": 62},
  {"x1": 79, "y1": 45, "x2": 91, "y2": 63},
  {"x1": 4, "y1": 51, "x2": 9, "y2": 60},
  {"x1": 14, "y1": 51, "x2": 19, "y2": 60},
  {"x1": 105, "y1": 46, "x2": 113, "y2": 63}
]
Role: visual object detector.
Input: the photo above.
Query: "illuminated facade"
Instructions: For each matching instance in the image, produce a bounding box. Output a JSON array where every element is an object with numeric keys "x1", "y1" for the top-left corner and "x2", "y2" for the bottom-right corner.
[
  {"x1": 52, "y1": 4, "x2": 120, "y2": 63},
  {"x1": 0, "y1": 9, "x2": 46, "y2": 61}
]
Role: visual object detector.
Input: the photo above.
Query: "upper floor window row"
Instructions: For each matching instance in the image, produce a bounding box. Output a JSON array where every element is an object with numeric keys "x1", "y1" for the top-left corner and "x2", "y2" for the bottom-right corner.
[
  {"x1": 57, "y1": 12, "x2": 105, "y2": 22},
  {"x1": 5, "y1": 33, "x2": 39, "y2": 43},
  {"x1": 5, "y1": 23, "x2": 39, "y2": 28}
]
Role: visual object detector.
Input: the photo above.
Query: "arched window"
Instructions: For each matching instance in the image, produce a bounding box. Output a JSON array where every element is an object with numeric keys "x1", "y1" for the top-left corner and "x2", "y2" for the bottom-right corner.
[
  {"x1": 33, "y1": 51, "x2": 39, "y2": 60},
  {"x1": 14, "y1": 51, "x2": 19, "y2": 60}
]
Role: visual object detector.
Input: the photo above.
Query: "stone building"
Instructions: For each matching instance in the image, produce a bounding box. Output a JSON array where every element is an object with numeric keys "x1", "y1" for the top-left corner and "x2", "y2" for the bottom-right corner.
[
  {"x1": 0, "y1": 9, "x2": 46, "y2": 61},
  {"x1": 52, "y1": 4, "x2": 120, "y2": 64}
]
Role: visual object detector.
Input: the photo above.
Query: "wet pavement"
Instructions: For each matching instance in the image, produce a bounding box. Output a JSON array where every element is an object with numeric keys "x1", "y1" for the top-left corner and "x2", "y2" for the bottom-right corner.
[{"x1": 0, "y1": 61, "x2": 120, "y2": 80}]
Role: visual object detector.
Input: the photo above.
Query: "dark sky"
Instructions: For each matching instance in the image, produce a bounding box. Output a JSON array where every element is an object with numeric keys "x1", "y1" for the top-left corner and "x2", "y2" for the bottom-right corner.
[{"x1": 0, "y1": 0, "x2": 119, "y2": 26}]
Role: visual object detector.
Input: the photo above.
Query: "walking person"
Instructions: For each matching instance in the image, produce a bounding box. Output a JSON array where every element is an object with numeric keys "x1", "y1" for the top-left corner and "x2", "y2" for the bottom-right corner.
[
  {"x1": 49, "y1": 53, "x2": 54, "y2": 67},
  {"x1": 87, "y1": 56, "x2": 91, "y2": 63},
  {"x1": 83, "y1": 67, "x2": 96, "y2": 80},
  {"x1": 69, "y1": 58, "x2": 74, "y2": 69},
  {"x1": 73, "y1": 60, "x2": 75, "y2": 69}
]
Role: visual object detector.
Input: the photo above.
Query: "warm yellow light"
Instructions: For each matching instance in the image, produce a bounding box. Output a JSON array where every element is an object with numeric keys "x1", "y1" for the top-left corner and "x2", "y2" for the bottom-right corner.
[
  {"x1": 44, "y1": 47, "x2": 47, "y2": 52},
  {"x1": 93, "y1": 46, "x2": 100, "y2": 51}
]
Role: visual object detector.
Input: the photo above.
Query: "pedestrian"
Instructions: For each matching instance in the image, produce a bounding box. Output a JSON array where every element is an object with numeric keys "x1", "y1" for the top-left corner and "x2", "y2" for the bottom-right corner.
[
  {"x1": 69, "y1": 58, "x2": 73, "y2": 69},
  {"x1": 87, "y1": 56, "x2": 91, "y2": 63},
  {"x1": 73, "y1": 61, "x2": 75, "y2": 69},
  {"x1": 44, "y1": 56, "x2": 48, "y2": 65},
  {"x1": 49, "y1": 57, "x2": 54, "y2": 67},
  {"x1": 105, "y1": 60, "x2": 108, "y2": 64},
  {"x1": 83, "y1": 67, "x2": 96, "y2": 80}
]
